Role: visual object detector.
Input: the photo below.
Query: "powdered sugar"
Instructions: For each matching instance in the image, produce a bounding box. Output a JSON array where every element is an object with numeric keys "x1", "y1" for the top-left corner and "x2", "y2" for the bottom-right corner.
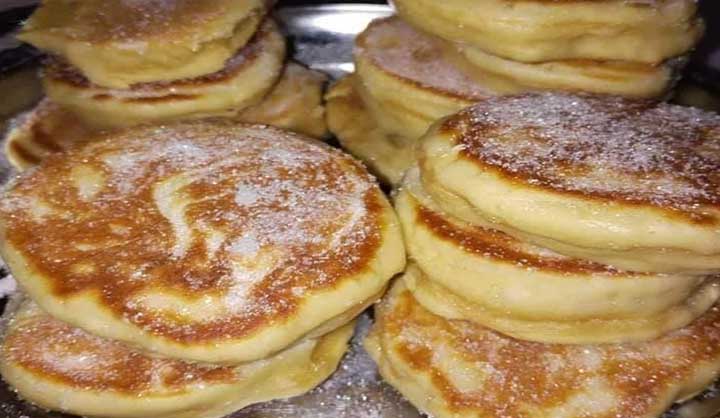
[
  {"x1": 454, "y1": 93, "x2": 720, "y2": 208},
  {"x1": 0, "y1": 121, "x2": 381, "y2": 344},
  {"x1": 357, "y1": 17, "x2": 493, "y2": 100}
]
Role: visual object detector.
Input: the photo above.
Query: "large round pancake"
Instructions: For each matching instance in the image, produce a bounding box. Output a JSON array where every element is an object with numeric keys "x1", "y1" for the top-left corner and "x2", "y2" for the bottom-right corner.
[
  {"x1": 396, "y1": 168, "x2": 720, "y2": 343},
  {"x1": 461, "y1": 46, "x2": 683, "y2": 98},
  {"x1": 326, "y1": 75, "x2": 414, "y2": 186},
  {"x1": 235, "y1": 62, "x2": 328, "y2": 138},
  {"x1": 0, "y1": 120, "x2": 405, "y2": 363},
  {"x1": 366, "y1": 279, "x2": 720, "y2": 418},
  {"x1": 354, "y1": 16, "x2": 504, "y2": 141},
  {"x1": 391, "y1": 0, "x2": 703, "y2": 64},
  {"x1": 4, "y1": 62, "x2": 327, "y2": 172},
  {"x1": 18, "y1": 0, "x2": 273, "y2": 89},
  {"x1": 43, "y1": 19, "x2": 286, "y2": 129},
  {"x1": 418, "y1": 93, "x2": 720, "y2": 274},
  {"x1": 0, "y1": 299, "x2": 353, "y2": 418}
]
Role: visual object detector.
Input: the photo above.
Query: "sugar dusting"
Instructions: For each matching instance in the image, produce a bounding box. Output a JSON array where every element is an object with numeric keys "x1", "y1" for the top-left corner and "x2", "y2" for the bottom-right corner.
[
  {"x1": 454, "y1": 93, "x2": 720, "y2": 209},
  {"x1": 386, "y1": 287, "x2": 720, "y2": 418},
  {"x1": 0, "y1": 121, "x2": 381, "y2": 342},
  {"x1": 356, "y1": 17, "x2": 492, "y2": 100}
]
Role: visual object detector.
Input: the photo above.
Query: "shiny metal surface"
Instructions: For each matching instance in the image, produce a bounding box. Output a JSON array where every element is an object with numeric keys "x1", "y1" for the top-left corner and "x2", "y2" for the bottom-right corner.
[{"x1": 0, "y1": 3, "x2": 717, "y2": 418}]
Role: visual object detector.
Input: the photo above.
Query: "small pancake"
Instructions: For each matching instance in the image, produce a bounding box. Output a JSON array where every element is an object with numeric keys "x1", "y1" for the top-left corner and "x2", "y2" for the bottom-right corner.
[
  {"x1": 366, "y1": 279, "x2": 720, "y2": 418},
  {"x1": 0, "y1": 120, "x2": 405, "y2": 363},
  {"x1": 18, "y1": 0, "x2": 273, "y2": 88},
  {"x1": 0, "y1": 300, "x2": 353, "y2": 418},
  {"x1": 396, "y1": 168, "x2": 720, "y2": 343},
  {"x1": 235, "y1": 62, "x2": 328, "y2": 138},
  {"x1": 5, "y1": 62, "x2": 327, "y2": 172},
  {"x1": 392, "y1": 0, "x2": 703, "y2": 64},
  {"x1": 461, "y1": 46, "x2": 684, "y2": 98},
  {"x1": 326, "y1": 76, "x2": 414, "y2": 186},
  {"x1": 43, "y1": 19, "x2": 286, "y2": 129},
  {"x1": 418, "y1": 93, "x2": 720, "y2": 274},
  {"x1": 354, "y1": 16, "x2": 505, "y2": 141}
]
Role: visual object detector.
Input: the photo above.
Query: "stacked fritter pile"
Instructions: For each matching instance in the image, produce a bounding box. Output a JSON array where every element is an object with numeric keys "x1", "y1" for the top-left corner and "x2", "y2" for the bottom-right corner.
[
  {"x1": 366, "y1": 93, "x2": 720, "y2": 418},
  {"x1": 327, "y1": 0, "x2": 703, "y2": 185},
  {"x1": 6, "y1": 0, "x2": 328, "y2": 170},
  {"x1": 0, "y1": 120, "x2": 406, "y2": 418}
]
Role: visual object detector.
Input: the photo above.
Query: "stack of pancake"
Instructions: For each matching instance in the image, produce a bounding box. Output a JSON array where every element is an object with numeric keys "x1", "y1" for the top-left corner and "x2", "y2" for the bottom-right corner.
[
  {"x1": 326, "y1": 0, "x2": 704, "y2": 185},
  {"x1": 0, "y1": 120, "x2": 406, "y2": 418},
  {"x1": 6, "y1": 0, "x2": 329, "y2": 171},
  {"x1": 366, "y1": 93, "x2": 720, "y2": 418}
]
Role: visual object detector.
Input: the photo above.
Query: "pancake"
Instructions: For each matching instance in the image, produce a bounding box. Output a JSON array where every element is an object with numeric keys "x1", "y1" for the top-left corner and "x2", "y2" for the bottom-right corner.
[
  {"x1": 18, "y1": 0, "x2": 273, "y2": 88},
  {"x1": 43, "y1": 19, "x2": 286, "y2": 129},
  {"x1": 0, "y1": 299, "x2": 353, "y2": 418},
  {"x1": 326, "y1": 76, "x2": 414, "y2": 186},
  {"x1": 235, "y1": 62, "x2": 328, "y2": 138},
  {"x1": 391, "y1": 0, "x2": 703, "y2": 64},
  {"x1": 366, "y1": 279, "x2": 720, "y2": 418},
  {"x1": 0, "y1": 120, "x2": 405, "y2": 363},
  {"x1": 5, "y1": 63, "x2": 327, "y2": 171},
  {"x1": 461, "y1": 46, "x2": 684, "y2": 98},
  {"x1": 418, "y1": 93, "x2": 720, "y2": 274},
  {"x1": 396, "y1": 168, "x2": 720, "y2": 343},
  {"x1": 354, "y1": 16, "x2": 505, "y2": 141}
]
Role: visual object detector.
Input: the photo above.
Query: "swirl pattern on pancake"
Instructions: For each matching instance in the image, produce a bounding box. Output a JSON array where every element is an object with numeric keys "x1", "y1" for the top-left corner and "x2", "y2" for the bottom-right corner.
[
  {"x1": 366, "y1": 278, "x2": 720, "y2": 418},
  {"x1": 395, "y1": 167, "x2": 720, "y2": 343},
  {"x1": 0, "y1": 120, "x2": 405, "y2": 363},
  {"x1": 419, "y1": 93, "x2": 720, "y2": 274},
  {"x1": 43, "y1": 19, "x2": 286, "y2": 129},
  {"x1": 18, "y1": 0, "x2": 274, "y2": 88},
  {"x1": 0, "y1": 300, "x2": 353, "y2": 418}
]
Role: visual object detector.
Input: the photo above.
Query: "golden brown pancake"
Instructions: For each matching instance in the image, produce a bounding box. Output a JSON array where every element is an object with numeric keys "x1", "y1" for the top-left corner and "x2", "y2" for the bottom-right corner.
[
  {"x1": 235, "y1": 62, "x2": 328, "y2": 138},
  {"x1": 4, "y1": 63, "x2": 327, "y2": 172},
  {"x1": 354, "y1": 16, "x2": 505, "y2": 141},
  {"x1": 461, "y1": 46, "x2": 684, "y2": 98},
  {"x1": 396, "y1": 168, "x2": 720, "y2": 343},
  {"x1": 392, "y1": 0, "x2": 703, "y2": 64},
  {"x1": 18, "y1": 0, "x2": 274, "y2": 88},
  {"x1": 366, "y1": 279, "x2": 720, "y2": 418},
  {"x1": 0, "y1": 120, "x2": 405, "y2": 363},
  {"x1": 326, "y1": 76, "x2": 414, "y2": 186},
  {"x1": 418, "y1": 93, "x2": 720, "y2": 274},
  {"x1": 43, "y1": 19, "x2": 286, "y2": 129},
  {"x1": 0, "y1": 299, "x2": 354, "y2": 418}
]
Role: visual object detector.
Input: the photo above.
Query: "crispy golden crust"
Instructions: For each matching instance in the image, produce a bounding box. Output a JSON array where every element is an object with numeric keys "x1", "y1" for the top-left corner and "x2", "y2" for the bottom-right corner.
[
  {"x1": 0, "y1": 120, "x2": 404, "y2": 362},
  {"x1": 369, "y1": 280, "x2": 720, "y2": 418},
  {"x1": 440, "y1": 93, "x2": 720, "y2": 223}
]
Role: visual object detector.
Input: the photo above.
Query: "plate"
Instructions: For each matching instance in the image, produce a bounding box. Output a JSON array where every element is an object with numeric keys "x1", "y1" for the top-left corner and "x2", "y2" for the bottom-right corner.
[{"x1": 0, "y1": 3, "x2": 718, "y2": 418}]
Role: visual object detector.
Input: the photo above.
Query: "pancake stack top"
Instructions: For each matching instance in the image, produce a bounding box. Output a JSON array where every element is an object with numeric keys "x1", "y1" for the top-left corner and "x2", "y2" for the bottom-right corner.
[
  {"x1": 326, "y1": 0, "x2": 705, "y2": 186},
  {"x1": 366, "y1": 92, "x2": 720, "y2": 418},
  {"x1": 0, "y1": 120, "x2": 406, "y2": 418},
  {"x1": 5, "y1": 0, "x2": 329, "y2": 171}
]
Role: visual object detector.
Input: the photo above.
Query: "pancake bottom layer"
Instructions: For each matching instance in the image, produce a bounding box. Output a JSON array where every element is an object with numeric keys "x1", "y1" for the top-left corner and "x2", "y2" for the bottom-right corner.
[
  {"x1": 5, "y1": 62, "x2": 328, "y2": 171},
  {"x1": 395, "y1": 169, "x2": 720, "y2": 343},
  {"x1": 392, "y1": 0, "x2": 703, "y2": 64},
  {"x1": 326, "y1": 76, "x2": 414, "y2": 186},
  {"x1": 0, "y1": 300, "x2": 353, "y2": 418},
  {"x1": 461, "y1": 46, "x2": 682, "y2": 98},
  {"x1": 366, "y1": 279, "x2": 720, "y2": 418},
  {"x1": 43, "y1": 19, "x2": 286, "y2": 129}
]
